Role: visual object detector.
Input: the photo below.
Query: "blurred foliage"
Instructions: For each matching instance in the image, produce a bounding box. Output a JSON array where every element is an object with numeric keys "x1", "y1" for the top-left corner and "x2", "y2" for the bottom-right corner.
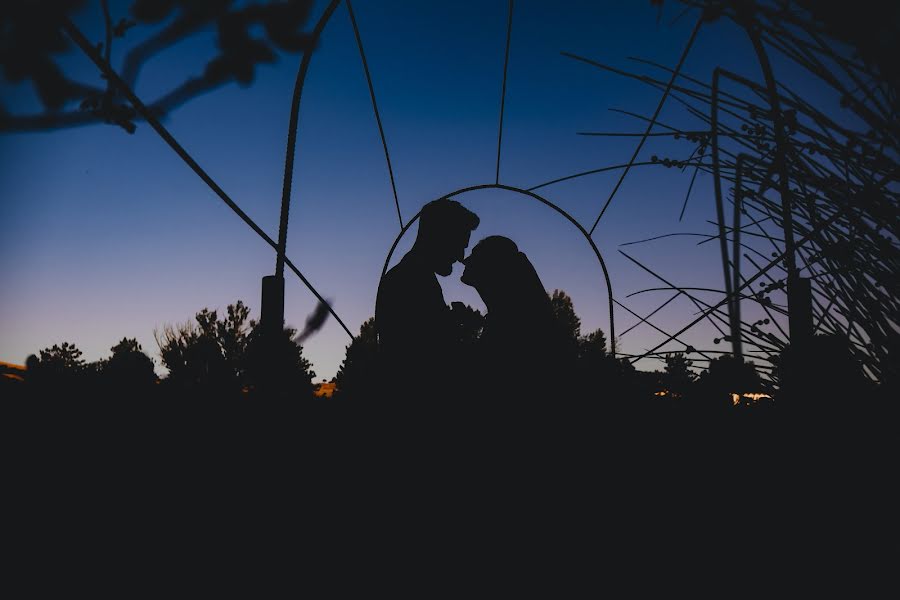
[
  {"x1": 0, "y1": 1, "x2": 88, "y2": 109},
  {"x1": 1, "y1": 0, "x2": 314, "y2": 131}
]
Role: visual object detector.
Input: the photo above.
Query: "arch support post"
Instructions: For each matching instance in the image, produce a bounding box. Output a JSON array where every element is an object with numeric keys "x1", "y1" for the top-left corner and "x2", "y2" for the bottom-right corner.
[{"x1": 261, "y1": 275, "x2": 285, "y2": 333}]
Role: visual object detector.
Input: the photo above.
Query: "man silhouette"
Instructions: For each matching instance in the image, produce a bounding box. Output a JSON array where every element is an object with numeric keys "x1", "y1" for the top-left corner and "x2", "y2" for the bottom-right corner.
[{"x1": 375, "y1": 199, "x2": 480, "y2": 400}]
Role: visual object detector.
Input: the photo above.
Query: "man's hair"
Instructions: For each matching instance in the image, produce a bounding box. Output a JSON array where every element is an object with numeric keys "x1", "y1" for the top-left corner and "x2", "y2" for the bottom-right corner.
[{"x1": 418, "y1": 199, "x2": 479, "y2": 239}]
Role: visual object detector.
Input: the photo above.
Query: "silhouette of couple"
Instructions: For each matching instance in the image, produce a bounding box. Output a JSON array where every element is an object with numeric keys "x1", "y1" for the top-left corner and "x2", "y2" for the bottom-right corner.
[{"x1": 376, "y1": 199, "x2": 568, "y2": 403}]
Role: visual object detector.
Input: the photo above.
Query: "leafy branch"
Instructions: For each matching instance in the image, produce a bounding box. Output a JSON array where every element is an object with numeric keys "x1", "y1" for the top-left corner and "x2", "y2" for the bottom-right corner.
[{"x1": 0, "y1": 0, "x2": 315, "y2": 133}]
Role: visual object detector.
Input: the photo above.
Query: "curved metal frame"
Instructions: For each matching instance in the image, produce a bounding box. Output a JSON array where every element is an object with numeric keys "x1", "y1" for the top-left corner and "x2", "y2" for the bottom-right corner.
[{"x1": 380, "y1": 183, "x2": 617, "y2": 357}]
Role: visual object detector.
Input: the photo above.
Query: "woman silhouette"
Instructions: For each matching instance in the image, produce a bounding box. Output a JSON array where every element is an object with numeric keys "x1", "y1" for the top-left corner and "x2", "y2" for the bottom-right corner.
[{"x1": 461, "y1": 236, "x2": 572, "y2": 401}]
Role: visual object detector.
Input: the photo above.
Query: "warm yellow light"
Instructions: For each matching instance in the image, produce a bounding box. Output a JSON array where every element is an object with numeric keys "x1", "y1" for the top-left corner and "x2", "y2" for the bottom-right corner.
[
  {"x1": 314, "y1": 382, "x2": 337, "y2": 398},
  {"x1": 732, "y1": 392, "x2": 773, "y2": 405}
]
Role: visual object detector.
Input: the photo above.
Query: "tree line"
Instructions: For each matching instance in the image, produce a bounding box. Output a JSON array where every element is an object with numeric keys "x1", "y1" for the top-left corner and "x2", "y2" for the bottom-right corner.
[
  {"x1": 6, "y1": 300, "x2": 315, "y2": 399},
  {"x1": 4, "y1": 289, "x2": 883, "y2": 411},
  {"x1": 333, "y1": 290, "x2": 887, "y2": 412}
]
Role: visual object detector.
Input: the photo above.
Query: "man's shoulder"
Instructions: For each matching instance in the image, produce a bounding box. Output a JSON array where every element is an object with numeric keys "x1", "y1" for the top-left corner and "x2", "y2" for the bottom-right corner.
[
  {"x1": 384, "y1": 256, "x2": 426, "y2": 279},
  {"x1": 379, "y1": 258, "x2": 435, "y2": 296}
]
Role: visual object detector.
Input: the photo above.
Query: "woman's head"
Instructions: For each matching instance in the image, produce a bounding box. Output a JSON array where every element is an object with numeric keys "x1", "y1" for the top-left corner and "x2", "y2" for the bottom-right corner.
[
  {"x1": 461, "y1": 236, "x2": 517, "y2": 290},
  {"x1": 461, "y1": 236, "x2": 548, "y2": 313}
]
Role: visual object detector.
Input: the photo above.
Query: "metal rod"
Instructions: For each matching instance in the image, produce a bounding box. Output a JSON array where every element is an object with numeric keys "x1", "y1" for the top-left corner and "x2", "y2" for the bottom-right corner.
[
  {"x1": 571, "y1": 16, "x2": 703, "y2": 235},
  {"x1": 495, "y1": 0, "x2": 514, "y2": 185},
  {"x1": 276, "y1": 0, "x2": 342, "y2": 281},
  {"x1": 346, "y1": 0, "x2": 403, "y2": 230}
]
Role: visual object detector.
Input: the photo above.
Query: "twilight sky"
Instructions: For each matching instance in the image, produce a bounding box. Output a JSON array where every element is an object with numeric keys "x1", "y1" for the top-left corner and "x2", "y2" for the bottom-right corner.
[{"x1": 0, "y1": 0, "x2": 839, "y2": 380}]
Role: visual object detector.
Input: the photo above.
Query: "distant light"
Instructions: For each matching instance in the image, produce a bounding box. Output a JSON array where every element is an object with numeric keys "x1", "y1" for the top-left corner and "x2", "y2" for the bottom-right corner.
[
  {"x1": 314, "y1": 382, "x2": 337, "y2": 398},
  {"x1": 731, "y1": 392, "x2": 773, "y2": 406}
]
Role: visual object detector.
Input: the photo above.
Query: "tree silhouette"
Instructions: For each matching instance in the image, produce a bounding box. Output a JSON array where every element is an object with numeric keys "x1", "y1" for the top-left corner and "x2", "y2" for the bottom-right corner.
[
  {"x1": 25, "y1": 341, "x2": 91, "y2": 395},
  {"x1": 550, "y1": 290, "x2": 581, "y2": 354},
  {"x1": 155, "y1": 300, "x2": 315, "y2": 397},
  {"x1": 102, "y1": 337, "x2": 157, "y2": 393},
  {"x1": 578, "y1": 327, "x2": 607, "y2": 363},
  {"x1": 38, "y1": 342, "x2": 85, "y2": 372},
  {"x1": 333, "y1": 317, "x2": 378, "y2": 401},
  {"x1": 696, "y1": 354, "x2": 763, "y2": 410},
  {"x1": 243, "y1": 324, "x2": 315, "y2": 399},
  {"x1": 450, "y1": 302, "x2": 486, "y2": 349},
  {"x1": 542, "y1": 289, "x2": 654, "y2": 405},
  {"x1": 215, "y1": 301, "x2": 252, "y2": 381},
  {"x1": 661, "y1": 352, "x2": 696, "y2": 399},
  {"x1": 156, "y1": 312, "x2": 232, "y2": 391}
]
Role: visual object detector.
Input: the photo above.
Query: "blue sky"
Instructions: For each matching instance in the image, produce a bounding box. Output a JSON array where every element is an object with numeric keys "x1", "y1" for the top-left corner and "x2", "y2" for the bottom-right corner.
[{"x1": 1, "y1": 1, "x2": 844, "y2": 379}]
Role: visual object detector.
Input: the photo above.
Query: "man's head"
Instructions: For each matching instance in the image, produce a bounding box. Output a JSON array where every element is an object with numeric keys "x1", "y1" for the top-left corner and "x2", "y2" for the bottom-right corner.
[{"x1": 415, "y1": 199, "x2": 480, "y2": 276}]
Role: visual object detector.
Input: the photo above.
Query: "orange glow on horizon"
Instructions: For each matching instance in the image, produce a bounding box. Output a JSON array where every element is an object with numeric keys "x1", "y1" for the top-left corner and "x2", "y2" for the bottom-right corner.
[{"x1": 314, "y1": 382, "x2": 336, "y2": 398}]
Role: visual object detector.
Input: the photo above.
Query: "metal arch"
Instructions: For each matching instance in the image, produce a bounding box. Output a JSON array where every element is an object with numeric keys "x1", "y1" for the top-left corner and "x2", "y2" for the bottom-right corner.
[
  {"x1": 276, "y1": 0, "x2": 343, "y2": 280},
  {"x1": 380, "y1": 183, "x2": 617, "y2": 357}
]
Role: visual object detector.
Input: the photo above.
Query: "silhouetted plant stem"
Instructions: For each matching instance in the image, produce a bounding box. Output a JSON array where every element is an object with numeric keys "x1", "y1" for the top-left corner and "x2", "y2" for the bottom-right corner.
[
  {"x1": 619, "y1": 249, "x2": 729, "y2": 339},
  {"x1": 630, "y1": 201, "x2": 857, "y2": 365},
  {"x1": 710, "y1": 68, "x2": 738, "y2": 358},
  {"x1": 612, "y1": 298, "x2": 714, "y2": 360}
]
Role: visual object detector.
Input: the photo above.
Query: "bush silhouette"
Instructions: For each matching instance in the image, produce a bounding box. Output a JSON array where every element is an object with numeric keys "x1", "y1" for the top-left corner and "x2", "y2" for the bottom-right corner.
[
  {"x1": 155, "y1": 300, "x2": 315, "y2": 398},
  {"x1": 101, "y1": 337, "x2": 157, "y2": 394}
]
